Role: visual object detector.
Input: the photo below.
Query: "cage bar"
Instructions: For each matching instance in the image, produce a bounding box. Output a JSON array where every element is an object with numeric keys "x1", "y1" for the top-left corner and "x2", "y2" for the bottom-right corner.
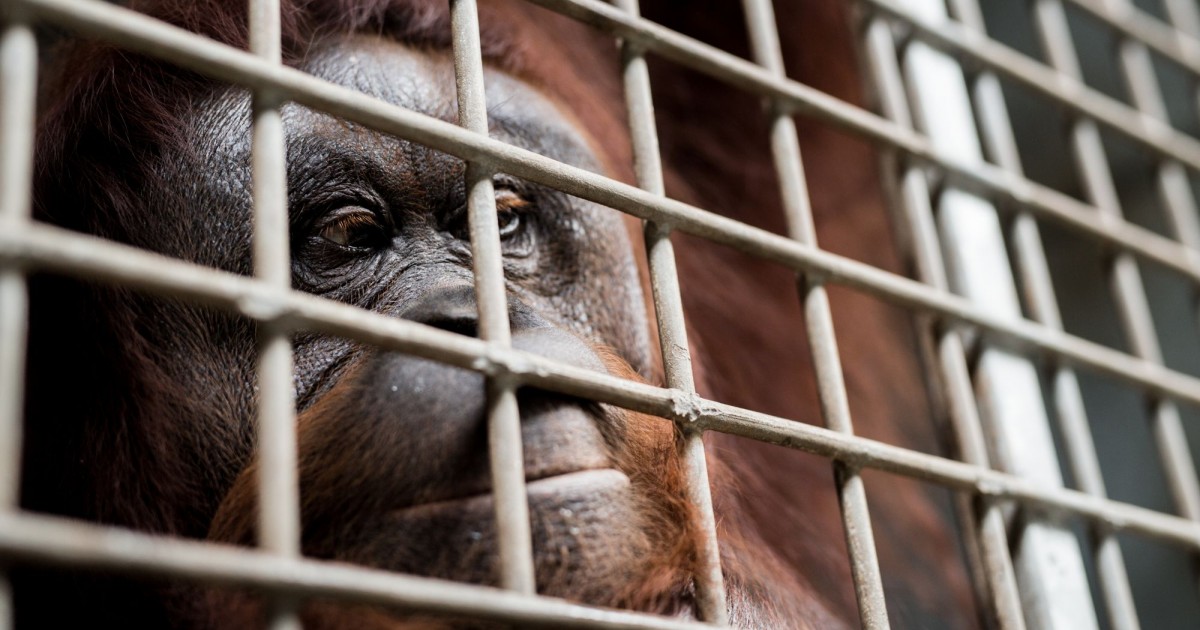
[
  {"x1": 4, "y1": 222, "x2": 1200, "y2": 548},
  {"x1": 447, "y1": 0, "x2": 538, "y2": 595},
  {"x1": 1105, "y1": 0, "x2": 1200, "y2": 526},
  {"x1": 1032, "y1": 0, "x2": 1200, "y2": 611},
  {"x1": 521, "y1": 0, "x2": 1200, "y2": 287},
  {"x1": 740, "y1": 0, "x2": 889, "y2": 627},
  {"x1": 1030, "y1": 0, "x2": 1200, "y2": 528},
  {"x1": 0, "y1": 511, "x2": 708, "y2": 630},
  {"x1": 0, "y1": 5, "x2": 37, "y2": 630},
  {"x1": 613, "y1": 0, "x2": 727, "y2": 621},
  {"x1": 3, "y1": 0, "x2": 1200, "y2": 523},
  {"x1": 5, "y1": 0, "x2": 1200, "y2": 627},
  {"x1": 19, "y1": 0, "x2": 1200, "y2": 420},
  {"x1": 865, "y1": 0, "x2": 1200, "y2": 174},
  {"x1": 860, "y1": 16, "x2": 1027, "y2": 630},
  {"x1": 248, "y1": 0, "x2": 303, "y2": 626},
  {"x1": 899, "y1": 2, "x2": 1101, "y2": 628},
  {"x1": 943, "y1": 0, "x2": 1142, "y2": 626},
  {"x1": 18, "y1": 0, "x2": 1200, "y2": 295},
  {"x1": 1064, "y1": 0, "x2": 1200, "y2": 76}
]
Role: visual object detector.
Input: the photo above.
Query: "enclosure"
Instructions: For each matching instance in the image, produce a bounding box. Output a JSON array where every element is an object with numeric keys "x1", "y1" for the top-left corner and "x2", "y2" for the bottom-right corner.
[{"x1": 3, "y1": 0, "x2": 1200, "y2": 628}]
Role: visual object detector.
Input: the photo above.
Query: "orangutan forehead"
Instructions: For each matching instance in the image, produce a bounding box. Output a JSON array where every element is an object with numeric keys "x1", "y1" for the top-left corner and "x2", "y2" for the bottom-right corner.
[
  {"x1": 280, "y1": 36, "x2": 598, "y2": 169},
  {"x1": 179, "y1": 34, "x2": 601, "y2": 238},
  {"x1": 284, "y1": 0, "x2": 527, "y2": 73}
]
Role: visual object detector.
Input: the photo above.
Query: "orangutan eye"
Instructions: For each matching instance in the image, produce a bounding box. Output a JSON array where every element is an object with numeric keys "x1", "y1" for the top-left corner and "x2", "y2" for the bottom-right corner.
[
  {"x1": 495, "y1": 188, "x2": 528, "y2": 240},
  {"x1": 445, "y1": 188, "x2": 531, "y2": 243},
  {"x1": 497, "y1": 208, "x2": 521, "y2": 238},
  {"x1": 319, "y1": 207, "x2": 384, "y2": 249}
]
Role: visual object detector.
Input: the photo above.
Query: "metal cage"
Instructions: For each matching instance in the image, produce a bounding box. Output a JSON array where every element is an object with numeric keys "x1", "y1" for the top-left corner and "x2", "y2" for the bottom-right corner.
[{"x1": 3, "y1": 0, "x2": 1200, "y2": 628}]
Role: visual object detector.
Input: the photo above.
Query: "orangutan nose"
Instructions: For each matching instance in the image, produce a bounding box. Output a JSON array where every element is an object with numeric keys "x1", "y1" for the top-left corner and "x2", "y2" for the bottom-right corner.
[
  {"x1": 400, "y1": 284, "x2": 479, "y2": 337},
  {"x1": 399, "y1": 284, "x2": 550, "y2": 339}
]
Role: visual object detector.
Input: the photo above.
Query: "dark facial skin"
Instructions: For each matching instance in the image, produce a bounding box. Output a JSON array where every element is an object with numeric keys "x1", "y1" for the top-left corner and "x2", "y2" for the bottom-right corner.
[{"x1": 102, "y1": 36, "x2": 699, "y2": 624}]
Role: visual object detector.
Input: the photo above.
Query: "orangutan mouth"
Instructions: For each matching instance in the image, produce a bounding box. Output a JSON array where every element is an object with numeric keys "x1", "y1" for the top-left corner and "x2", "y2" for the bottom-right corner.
[{"x1": 390, "y1": 469, "x2": 631, "y2": 519}]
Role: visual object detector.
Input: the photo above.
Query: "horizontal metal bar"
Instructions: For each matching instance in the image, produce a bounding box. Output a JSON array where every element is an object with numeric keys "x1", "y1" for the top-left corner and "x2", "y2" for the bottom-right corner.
[
  {"x1": 520, "y1": 0, "x2": 913, "y2": 142},
  {"x1": 15, "y1": 0, "x2": 1200, "y2": 419},
  {"x1": 0, "y1": 512, "x2": 705, "y2": 630},
  {"x1": 516, "y1": 0, "x2": 1200, "y2": 279},
  {"x1": 3, "y1": 225, "x2": 1200, "y2": 552},
  {"x1": 904, "y1": 1, "x2": 1100, "y2": 626},
  {"x1": 864, "y1": 15, "x2": 1027, "y2": 628},
  {"x1": 20, "y1": 0, "x2": 1200, "y2": 306},
  {"x1": 866, "y1": 0, "x2": 1200, "y2": 173},
  {"x1": 950, "y1": 0, "x2": 1143, "y2": 624},
  {"x1": 1, "y1": 224, "x2": 671, "y2": 416},
  {"x1": 1164, "y1": 0, "x2": 1200, "y2": 39},
  {"x1": 5, "y1": 153, "x2": 1200, "y2": 416},
  {"x1": 701, "y1": 398, "x2": 1200, "y2": 550},
  {"x1": 1063, "y1": 0, "x2": 1200, "y2": 78}
]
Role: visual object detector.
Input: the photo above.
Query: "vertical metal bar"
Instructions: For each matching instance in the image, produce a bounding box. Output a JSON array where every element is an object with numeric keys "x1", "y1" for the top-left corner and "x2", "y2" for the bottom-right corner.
[
  {"x1": 862, "y1": 14, "x2": 1028, "y2": 630},
  {"x1": 1032, "y1": 0, "x2": 1200, "y2": 524},
  {"x1": 249, "y1": 0, "x2": 301, "y2": 626},
  {"x1": 946, "y1": 1, "x2": 1142, "y2": 627},
  {"x1": 0, "y1": 7, "x2": 37, "y2": 630},
  {"x1": 1102, "y1": 0, "x2": 1200, "y2": 253},
  {"x1": 898, "y1": 1, "x2": 1099, "y2": 628},
  {"x1": 741, "y1": 1, "x2": 889, "y2": 627},
  {"x1": 1155, "y1": 0, "x2": 1200, "y2": 405},
  {"x1": 1162, "y1": 0, "x2": 1200, "y2": 39},
  {"x1": 1161, "y1": 0, "x2": 1200, "y2": 144},
  {"x1": 1105, "y1": 0, "x2": 1200, "y2": 418},
  {"x1": 613, "y1": 0, "x2": 727, "y2": 622},
  {"x1": 1098, "y1": 0, "x2": 1200, "y2": 605},
  {"x1": 448, "y1": 0, "x2": 536, "y2": 595}
]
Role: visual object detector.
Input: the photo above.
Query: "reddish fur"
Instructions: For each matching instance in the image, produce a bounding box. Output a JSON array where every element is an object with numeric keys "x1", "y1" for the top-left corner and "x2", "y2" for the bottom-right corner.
[
  {"x1": 26, "y1": 0, "x2": 980, "y2": 627},
  {"x1": 203, "y1": 347, "x2": 700, "y2": 626}
]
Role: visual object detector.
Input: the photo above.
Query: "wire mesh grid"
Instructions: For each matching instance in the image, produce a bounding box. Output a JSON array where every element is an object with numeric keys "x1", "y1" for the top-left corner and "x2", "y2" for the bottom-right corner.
[{"x1": 2, "y1": 0, "x2": 1200, "y2": 628}]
